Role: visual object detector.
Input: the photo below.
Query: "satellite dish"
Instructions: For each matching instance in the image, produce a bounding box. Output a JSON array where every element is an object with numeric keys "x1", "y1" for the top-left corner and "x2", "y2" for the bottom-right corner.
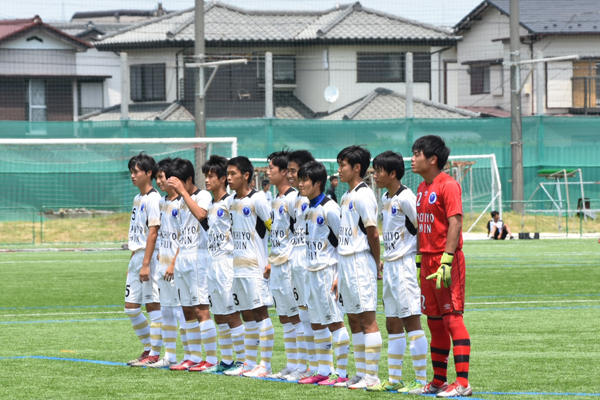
[{"x1": 324, "y1": 86, "x2": 339, "y2": 103}]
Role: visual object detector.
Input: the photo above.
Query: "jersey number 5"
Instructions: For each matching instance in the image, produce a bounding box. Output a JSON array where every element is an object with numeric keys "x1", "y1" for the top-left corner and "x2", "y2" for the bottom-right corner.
[{"x1": 131, "y1": 208, "x2": 136, "y2": 220}]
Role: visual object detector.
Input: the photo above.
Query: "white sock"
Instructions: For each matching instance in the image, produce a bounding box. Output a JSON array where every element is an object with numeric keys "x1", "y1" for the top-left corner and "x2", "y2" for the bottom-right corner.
[
  {"x1": 200, "y1": 319, "x2": 218, "y2": 365},
  {"x1": 352, "y1": 332, "x2": 366, "y2": 377},
  {"x1": 388, "y1": 333, "x2": 406, "y2": 384},
  {"x1": 124, "y1": 308, "x2": 151, "y2": 351},
  {"x1": 408, "y1": 330, "x2": 429, "y2": 384},
  {"x1": 314, "y1": 328, "x2": 333, "y2": 377},
  {"x1": 364, "y1": 331, "x2": 383, "y2": 378},
  {"x1": 160, "y1": 306, "x2": 178, "y2": 362},
  {"x1": 259, "y1": 318, "x2": 275, "y2": 370},
  {"x1": 244, "y1": 321, "x2": 259, "y2": 367},
  {"x1": 294, "y1": 322, "x2": 307, "y2": 371},
  {"x1": 231, "y1": 324, "x2": 245, "y2": 363},
  {"x1": 217, "y1": 323, "x2": 234, "y2": 365},
  {"x1": 332, "y1": 327, "x2": 350, "y2": 378}
]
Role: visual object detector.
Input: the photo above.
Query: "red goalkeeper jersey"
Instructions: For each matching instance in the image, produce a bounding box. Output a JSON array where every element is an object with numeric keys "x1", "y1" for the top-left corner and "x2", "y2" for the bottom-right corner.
[{"x1": 416, "y1": 172, "x2": 463, "y2": 254}]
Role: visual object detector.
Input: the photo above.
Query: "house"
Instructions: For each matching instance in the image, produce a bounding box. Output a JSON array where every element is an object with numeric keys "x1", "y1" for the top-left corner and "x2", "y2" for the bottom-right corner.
[
  {"x1": 0, "y1": 16, "x2": 110, "y2": 122},
  {"x1": 93, "y1": 1, "x2": 461, "y2": 120},
  {"x1": 452, "y1": 0, "x2": 600, "y2": 115}
]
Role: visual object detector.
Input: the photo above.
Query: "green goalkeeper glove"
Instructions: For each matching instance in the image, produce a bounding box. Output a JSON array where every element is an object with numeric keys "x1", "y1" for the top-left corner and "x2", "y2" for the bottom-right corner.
[
  {"x1": 426, "y1": 252, "x2": 453, "y2": 289},
  {"x1": 416, "y1": 254, "x2": 422, "y2": 287}
]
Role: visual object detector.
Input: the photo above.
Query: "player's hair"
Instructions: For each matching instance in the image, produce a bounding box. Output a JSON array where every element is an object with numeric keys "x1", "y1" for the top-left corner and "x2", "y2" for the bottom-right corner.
[
  {"x1": 202, "y1": 155, "x2": 228, "y2": 187},
  {"x1": 372, "y1": 150, "x2": 405, "y2": 180},
  {"x1": 261, "y1": 180, "x2": 269, "y2": 187},
  {"x1": 411, "y1": 135, "x2": 451, "y2": 170},
  {"x1": 298, "y1": 161, "x2": 327, "y2": 193},
  {"x1": 337, "y1": 145, "x2": 371, "y2": 178},
  {"x1": 128, "y1": 152, "x2": 156, "y2": 179},
  {"x1": 329, "y1": 175, "x2": 338, "y2": 182},
  {"x1": 491, "y1": 211, "x2": 499, "y2": 218},
  {"x1": 227, "y1": 156, "x2": 254, "y2": 183},
  {"x1": 267, "y1": 149, "x2": 290, "y2": 171},
  {"x1": 154, "y1": 157, "x2": 173, "y2": 177},
  {"x1": 165, "y1": 157, "x2": 195, "y2": 184},
  {"x1": 288, "y1": 149, "x2": 315, "y2": 168}
]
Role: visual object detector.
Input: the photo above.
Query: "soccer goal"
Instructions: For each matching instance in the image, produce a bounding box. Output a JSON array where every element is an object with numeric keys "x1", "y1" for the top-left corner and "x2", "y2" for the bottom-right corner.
[
  {"x1": 250, "y1": 154, "x2": 501, "y2": 234},
  {"x1": 0, "y1": 137, "x2": 237, "y2": 244}
]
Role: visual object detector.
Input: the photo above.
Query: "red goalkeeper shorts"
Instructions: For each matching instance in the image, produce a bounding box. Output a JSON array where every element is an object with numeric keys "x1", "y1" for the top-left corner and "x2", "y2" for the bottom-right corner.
[{"x1": 420, "y1": 250, "x2": 466, "y2": 316}]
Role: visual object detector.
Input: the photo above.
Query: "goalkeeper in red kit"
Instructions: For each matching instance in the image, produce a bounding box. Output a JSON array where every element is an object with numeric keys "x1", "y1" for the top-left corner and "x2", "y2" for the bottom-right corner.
[{"x1": 409, "y1": 135, "x2": 472, "y2": 398}]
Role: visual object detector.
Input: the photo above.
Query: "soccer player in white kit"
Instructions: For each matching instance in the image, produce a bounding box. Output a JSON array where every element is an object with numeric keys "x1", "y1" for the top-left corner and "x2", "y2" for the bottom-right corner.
[
  {"x1": 147, "y1": 157, "x2": 189, "y2": 369},
  {"x1": 297, "y1": 161, "x2": 351, "y2": 386},
  {"x1": 165, "y1": 158, "x2": 218, "y2": 372},
  {"x1": 224, "y1": 156, "x2": 275, "y2": 378},
  {"x1": 285, "y1": 150, "x2": 317, "y2": 381},
  {"x1": 368, "y1": 151, "x2": 429, "y2": 392},
  {"x1": 336, "y1": 145, "x2": 383, "y2": 389},
  {"x1": 124, "y1": 152, "x2": 163, "y2": 366},
  {"x1": 201, "y1": 155, "x2": 246, "y2": 374},
  {"x1": 263, "y1": 150, "x2": 304, "y2": 380}
]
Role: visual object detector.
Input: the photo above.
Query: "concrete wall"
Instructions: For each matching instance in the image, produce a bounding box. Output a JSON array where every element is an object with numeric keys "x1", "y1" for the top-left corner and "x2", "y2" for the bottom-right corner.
[{"x1": 0, "y1": 49, "x2": 76, "y2": 75}]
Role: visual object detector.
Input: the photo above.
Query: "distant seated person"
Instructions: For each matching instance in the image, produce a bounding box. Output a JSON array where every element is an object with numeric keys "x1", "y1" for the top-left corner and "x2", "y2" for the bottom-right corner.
[
  {"x1": 325, "y1": 175, "x2": 338, "y2": 203},
  {"x1": 487, "y1": 211, "x2": 514, "y2": 240}
]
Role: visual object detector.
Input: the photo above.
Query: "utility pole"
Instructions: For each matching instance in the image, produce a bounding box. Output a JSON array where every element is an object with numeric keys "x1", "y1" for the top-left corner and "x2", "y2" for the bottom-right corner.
[
  {"x1": 194, "y1": 0, "x2": 206, "y2": 187},
  {"x1": 509, "y1": 0, "x2": 524, "y2": 213},
  {"x1": 405, "y1": 52, "x2": 413, "y2": 118}
]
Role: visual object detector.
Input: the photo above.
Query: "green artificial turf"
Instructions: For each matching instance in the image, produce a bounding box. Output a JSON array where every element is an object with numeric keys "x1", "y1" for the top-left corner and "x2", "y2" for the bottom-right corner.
[{"x1": 1, "y1": 240, "x2": 599, "y2": 399}]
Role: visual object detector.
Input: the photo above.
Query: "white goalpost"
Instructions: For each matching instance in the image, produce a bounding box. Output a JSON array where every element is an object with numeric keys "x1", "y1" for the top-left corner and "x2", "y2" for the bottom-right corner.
[{"x1": 250, "y1": 154, "x2": 502, "y2": 234}]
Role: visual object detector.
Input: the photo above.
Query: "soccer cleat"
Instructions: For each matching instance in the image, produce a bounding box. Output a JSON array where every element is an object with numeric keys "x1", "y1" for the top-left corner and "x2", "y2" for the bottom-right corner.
[
  {"x1": 189, "y1": 361, "x2": 212, "y2": 372},
  {"x1": 243, "y1": 365, "x2": 271, "y2": 378},
  {"x1": 127, "y1": 350, "x2": 150, "y2": 365},
  {"x1": 202, "y1": 361, "x2": 235, "y2": 374},
  {"x1": 318, "y1": 374, "x2": 348, "y2": 386},
  {"x1": 436, "y1": 382, "x2": 473, "y2": 397},
  {"x1": 348, "y1": 375, "x2": 381, "y2": 390},
  {"x1": 224, "y1": 361, "x2": 253, "y2": 376},
  {"x1": 366, "y1": 379, "x2": 404, "y2": 392},
  {"x1": 408, "y1": 381, "x2": 449, "y2": 395},
  {"x1": 298, "y1": 374, "x2": 329, "y2": 384},
  {"x1": 265, "y1": 367, "x2": 294, "y2": 380},
  {"x1": 398, "y1": 379, "x2": 425, "y2": 393},
  {"x1": 131, "y1": 354, "x2": 159, "y2": 367},
  {"x1": 170, "y1": 359, "x2": 199, "y2": 371},
  {"x1": 334, "y1": 374, "x2": 362, "y2": 387},
  {"x1": 147, "y1": 357, "x2": 178, "y2": 369},
  {"x1": 286, "y1": 368, "x2": 312, "y2": 382}
]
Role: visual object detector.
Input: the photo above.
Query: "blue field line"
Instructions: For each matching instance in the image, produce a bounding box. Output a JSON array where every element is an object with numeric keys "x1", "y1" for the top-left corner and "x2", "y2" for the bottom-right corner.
[
  {"x1": 0, "y1": 318, "x2": 129, "y2": 325},
  {"x1": 0, "y1": 304, "x2": 122, "y2": 311},
  {"x1": 0, "y1": 355, "x2": 126, "y2": 366},
  {"x1": 476, "y1": 391, "x2": 600, "y2": 397}
]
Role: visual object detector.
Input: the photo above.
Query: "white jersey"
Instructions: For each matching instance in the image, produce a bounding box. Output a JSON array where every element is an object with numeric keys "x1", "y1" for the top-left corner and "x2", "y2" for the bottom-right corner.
[
  {"x1": 227, "y1": 189, "x2": 272, "y2": 278},
  {"x1": 177, "y1": 188, "x2": 212, "y2": 252},
  {"x1": 158, "y1": 195, "x2": 181, "y2": 265},
  {"x1": 269, "y1": 187, "x2": 297, "y2": 266},
  {"x1": 305, "y1": 195, "x2": 341, "y2": 272},
  {"x1": 128, "y1": 188, "x2": 161, "y2": 252},
  {"x1": 381, "y1": 185, "x2": 418, "y2": 261},
  {"x1": 489, "y1": 219, "x2": 504, "y2": 231},
  {"x1": 207, "y1": 193, "x2": 233, "y2": 259},
  {"x1": 291, "y1": 195, "x2": 310, "y2": 249},
  {"x1": 338, "y1": 182, "x2": 378, "y2": 256}
]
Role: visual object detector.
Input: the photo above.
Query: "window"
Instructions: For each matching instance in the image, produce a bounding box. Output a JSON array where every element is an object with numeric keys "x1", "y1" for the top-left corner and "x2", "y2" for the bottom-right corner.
[
  {"x1": 130, "y1": 64, "x2": 166, "y2": 101},
  {"x1": 357, "y1": 52, "x2": 431, "y2": 83},
  {"x1": 258, "y1": 55, "x2": 296, "y2": 84},
  {"x1": 29, "y1": 79, "x2": 46, "y2": 121},
  {"x1": 471, "y1": 65, "x2": 490, "y2": 95}
]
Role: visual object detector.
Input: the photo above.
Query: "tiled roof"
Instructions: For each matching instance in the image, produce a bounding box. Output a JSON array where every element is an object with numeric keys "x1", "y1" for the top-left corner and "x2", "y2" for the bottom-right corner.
[
  {"x1": 273, "y1": 92, "x2": 315, "y2": 119},
  {"x1": 0, "y1": 16, "x2": 91, "y2": 49},
  {"x1": 456, "y1": 0, "x2": 600, "y2": 35},
  {"x1": 79, "y1": 102, "x2": 194, "y2": 122},
  {"x1": 320, "y1": 88, "x2": 480, "y2": 120},
  {"x1": 97, "y1": 1, "x2": 456, "y2": 48},
  {"x1": 50, "y1": 22, "x2": 126, "y2": 39}
]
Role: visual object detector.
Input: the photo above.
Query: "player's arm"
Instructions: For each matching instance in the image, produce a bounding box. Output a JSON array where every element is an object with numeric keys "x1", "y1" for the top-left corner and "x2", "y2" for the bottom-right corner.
[
  {"x1": 167, "y1": 177, "x2": 208, "y2": 221},
  {"x1": 401, "y1": 194, "x2": 420, "y2": 269},
  {"x1": 164, "y1": 247, "x2": 179, "y2": 281},
  {"x1": 255, "y1": 195, "x2": 272, "y2": 279},
  {"x1": 327, "y1": 205, "x2": 342, "y2": 299},
  {"x1": 356, "y1": 194, "x2": 380, "y2": 267},
  {"x1": 141, "y1": 196, "x2": 161, "y2": 282}
]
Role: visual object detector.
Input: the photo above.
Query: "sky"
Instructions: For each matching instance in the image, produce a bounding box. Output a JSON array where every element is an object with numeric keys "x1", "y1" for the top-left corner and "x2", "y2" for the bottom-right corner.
[{"x1": 1, "y1": 0, "x2": 482, "y2": 28}]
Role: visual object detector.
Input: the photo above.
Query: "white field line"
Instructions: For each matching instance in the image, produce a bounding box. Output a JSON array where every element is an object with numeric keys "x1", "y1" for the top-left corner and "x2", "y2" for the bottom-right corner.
[
  {"x1": 0, "y1": 259, "x2": 126, "y2": 264},
  {"x1": 0, "y1": 311, "x2": 123, "y2": 318},
  {"x1": 466, "y1": 299, "x2": 600, "y2": 305}
]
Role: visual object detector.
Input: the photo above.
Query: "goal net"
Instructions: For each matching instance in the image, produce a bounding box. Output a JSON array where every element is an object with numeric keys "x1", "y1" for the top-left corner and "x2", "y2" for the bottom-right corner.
[{"x1": 0, "y1": 138, "x2": 237, "y2": 245}]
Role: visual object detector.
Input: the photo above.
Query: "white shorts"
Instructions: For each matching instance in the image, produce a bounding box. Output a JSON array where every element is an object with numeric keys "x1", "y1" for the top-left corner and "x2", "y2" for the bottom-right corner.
[
  {"x1": 125, "y1": 250, "x2": 160, "y2": 305},
  {"x1": 174, "y1": 250, "x2": 209, "y2": 307},
  {"x1": 156, "y1": 260, "x2": 180, "y2": 307},
  {"x1": 290, "y1": 247, "x2": 308, "y2": 307},
  {"x1": 232, "y1": 276, "x2": 273, "y2": 311},
  {"x1": 338, "y1": 251, "x2": 378, "y2": 314},
  {"x1": 382, "y1": 254, "x2": 422, "y2": 318},
  {"x1": 270, "y1": 261, "x2": 300, "y2": 317},
  {"x1": 207, "y1": 256, "x2": 236, "y2": 315},
  {"x1": 306, "y1": 266, "x2": 344, "y2": 325}
]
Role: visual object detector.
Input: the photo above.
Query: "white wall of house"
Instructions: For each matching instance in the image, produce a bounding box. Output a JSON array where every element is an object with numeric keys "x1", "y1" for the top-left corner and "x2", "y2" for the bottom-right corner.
[
  {"x1": 2, "y1": 31, "x2": 74, "y2": 50},
  {"x1": 76, "y1": 48, "x2": 121, "y2": 108},
  {"x1": 126, "y1": 48, "x2": 181, "y2": 104},
  {"x1": 294, "y1": 46, "x2": 330, "y2": 113}
]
